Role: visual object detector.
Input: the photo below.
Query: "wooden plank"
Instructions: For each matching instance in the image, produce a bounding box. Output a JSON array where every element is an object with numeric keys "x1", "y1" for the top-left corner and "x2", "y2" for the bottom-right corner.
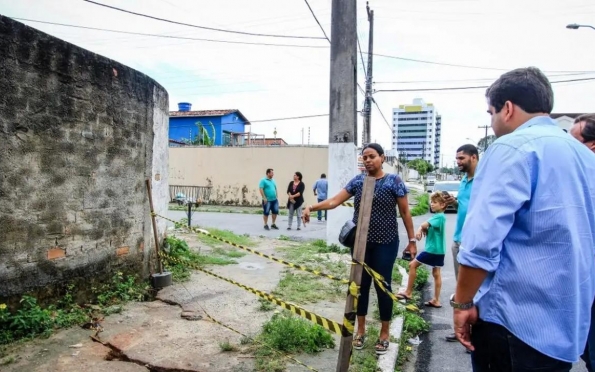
[{"x1": 336, "y1": 176, "x2": 376, "y2": 372}]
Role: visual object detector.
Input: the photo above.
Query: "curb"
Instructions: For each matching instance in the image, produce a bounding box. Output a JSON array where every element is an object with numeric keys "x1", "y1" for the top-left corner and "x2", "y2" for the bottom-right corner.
[{"x1": 378, "y1": 266, "x2": 409, "y2": 372}]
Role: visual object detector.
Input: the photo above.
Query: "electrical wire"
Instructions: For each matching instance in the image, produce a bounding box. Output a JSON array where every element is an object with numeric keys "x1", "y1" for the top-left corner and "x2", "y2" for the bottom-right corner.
[
  {"x1": 82, "y1": 0, "x2": 327, "y2": 40},
  {"x1": 11, "y1": 17, "x2": 328, "y2": 49},
  {"x1": 371, "y1": 98, "x2": 392, "y2": 131},
  {"x1": 374, "y1": 77, "x2": 595, "y2": 92},
  {"x1": 373, "y1": 72, "x2": 595, "y2": 84},
  {"x1": 369, "y1": 52, "x2": 595, "y2": 74},
  {"x1": 357, "y1": 35, "x2": 368, "y2": 79},
  {"x1": 303, "y1": 0, "x2": 330, "y2": 42}
]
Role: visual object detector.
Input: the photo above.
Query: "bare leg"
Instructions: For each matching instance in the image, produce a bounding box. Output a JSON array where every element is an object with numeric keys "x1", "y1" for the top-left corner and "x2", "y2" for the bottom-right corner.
[
  {"x1": 431, "y1": 267, "x2": 442, "y2": 306},
  {"x1": 272, "y1": 214, "x2": 277, "y2": 224},
  {"x1": 380, "y1": 320, "x2": 390, "y2": 341},
  {"x1": 402, "y1": 260, "x2": 421, "y2": 298},
  {"x1": 357, "y1": 315, "x2": 366, "y2": 336},
  {"x1": 263, "y1": 215, "x2": 268, "y2": 225}
]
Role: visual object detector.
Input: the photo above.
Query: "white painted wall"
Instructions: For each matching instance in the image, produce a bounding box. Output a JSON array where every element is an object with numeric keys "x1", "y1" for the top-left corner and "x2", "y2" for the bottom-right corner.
[
  {"x1": 327, "y1": 143, "x2": 358, "y2": 246},
  {"x1": 151, "y1": 87, "x2": 169, "y2": 242}
]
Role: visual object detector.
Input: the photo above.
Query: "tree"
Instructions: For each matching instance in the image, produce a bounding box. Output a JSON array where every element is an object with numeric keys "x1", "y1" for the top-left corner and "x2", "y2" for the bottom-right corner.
[
  {"x1": 191, "y1": 121, "x2": 217, "y2": 146},
  {"x1": 407, "y1": 158, "x2": 433, "y2": 177},
  {"x1": 477, "y1": 134, "x2": 496, "y2": 153}
]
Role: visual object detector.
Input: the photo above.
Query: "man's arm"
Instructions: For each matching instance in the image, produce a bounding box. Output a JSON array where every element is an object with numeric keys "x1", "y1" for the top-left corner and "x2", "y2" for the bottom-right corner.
[{"x1": 455, "y1": 143, "x2": 532, "y2": 303}]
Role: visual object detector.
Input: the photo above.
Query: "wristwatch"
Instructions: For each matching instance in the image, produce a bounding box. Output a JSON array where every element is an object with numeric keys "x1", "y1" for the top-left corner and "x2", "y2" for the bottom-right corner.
[{"x1": 449, "y1": 294, "x2": 474, "y2": 310}]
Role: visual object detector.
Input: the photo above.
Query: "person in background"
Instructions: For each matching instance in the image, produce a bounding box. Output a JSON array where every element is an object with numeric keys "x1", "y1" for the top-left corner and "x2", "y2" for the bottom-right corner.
[
  {"x1": 569, "y1": 113, "x2": 595, "y2": 372},
  {"x1": 259, "y1": 168, "x2": 279, "y2": 231},
  {"x1": 443, "y1": 144, "x2": 479, "y2": 348},
  {"x1": 312, "y1": 173, "x2": 328, "y2": 221},
  {"x1": 453, "y1": 67, "x2": 595, "y2": 371},
  {"x1": 301, "y1": 143, "x2": 417, "y2": 355},
  {"x1": 286, "y1": 172, "x2": 305, "y2": 231},
  {"x1": 397, "y1": 192, "x2": 447, "y2": 309}
]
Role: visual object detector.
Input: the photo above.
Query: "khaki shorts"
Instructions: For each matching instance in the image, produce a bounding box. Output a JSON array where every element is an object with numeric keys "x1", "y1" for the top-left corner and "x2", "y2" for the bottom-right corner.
[{"x1": 452, "y1": 241, "x2": 461, "y2": 279}]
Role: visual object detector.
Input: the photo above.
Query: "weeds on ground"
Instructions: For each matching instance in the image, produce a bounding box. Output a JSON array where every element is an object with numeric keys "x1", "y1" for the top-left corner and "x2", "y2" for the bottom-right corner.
[
  {"x1": 274, "y1": 241, "x2": 349, "y2": 303},
  {"x1": 253, "y1": 312, "x2": 335, "y2": 372},
  {"x1": 397, "y1": 259, "x2": 429, "y2": 290},
  {"x1": 0, "y1": 273, "x2": 149, "y2": 346},
  {"x1": 164, "y1": 235, "x2": 239, "y2": 281},
  {"x1": 257, "y1": 298, "x2": 275, "y2": 312},
  {"x1": 409, "y1": 194, "x2": 429, "y2": 217},
  {"x1": 219, "y1": 340, "x2": 238, "y2": 352},
  {"x1": 195, "y1": 228, "x2": 254, "y2": 248}
]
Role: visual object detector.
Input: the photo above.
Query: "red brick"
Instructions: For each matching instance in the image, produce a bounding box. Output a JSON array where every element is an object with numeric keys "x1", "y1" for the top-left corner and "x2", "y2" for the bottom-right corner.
[
  {"x1": 116, "y1": 246, "x2": 129, "y2": 256},
  {"x1": 47, "y1": 247, "x2": 65, "y2": 260}
]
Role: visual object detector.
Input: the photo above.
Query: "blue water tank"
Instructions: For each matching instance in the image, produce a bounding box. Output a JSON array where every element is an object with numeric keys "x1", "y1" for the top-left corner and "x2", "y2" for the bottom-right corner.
[{"x1": 178, "y1": 102, "x2": 192, "y2": 111}]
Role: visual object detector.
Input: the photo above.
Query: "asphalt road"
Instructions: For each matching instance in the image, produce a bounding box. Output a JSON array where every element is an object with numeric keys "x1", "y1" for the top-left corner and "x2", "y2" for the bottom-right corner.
[{"x1": 413, "y1": 212, "x2": 587, "y2": 372}]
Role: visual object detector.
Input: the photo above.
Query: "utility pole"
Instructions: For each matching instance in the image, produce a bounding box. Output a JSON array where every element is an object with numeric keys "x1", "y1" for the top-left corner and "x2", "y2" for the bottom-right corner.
[
  {"x1": 478, "y1": 125, "x2": 490, "y2": 152},
  {"x1": 361, "y1": 2, "x2": 374, "y2": 145},
  {"x1": 328, "y1": 2, "x2": 357, "y2": 368}
]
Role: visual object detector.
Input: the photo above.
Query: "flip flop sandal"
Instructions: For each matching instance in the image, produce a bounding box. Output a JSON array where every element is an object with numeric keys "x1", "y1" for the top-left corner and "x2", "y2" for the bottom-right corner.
[
  {"x1": 375, "y1": 339, "x2": 390, "y2": 355},
  {"x1": 396, "y1": 292, "x2": 412, "y2": 301},
  {"x1": 424, "y1": 301, "x2": 442, "y2": 308},
  {"x1": 353, "y1": 334, "x2": 366, "y2": 350}
]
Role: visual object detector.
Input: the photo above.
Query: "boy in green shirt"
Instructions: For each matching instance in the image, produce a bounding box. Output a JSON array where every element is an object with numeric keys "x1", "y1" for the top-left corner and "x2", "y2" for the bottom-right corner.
[{"x1": 397, "y1": 192, "x2": 447, "y2": 308}]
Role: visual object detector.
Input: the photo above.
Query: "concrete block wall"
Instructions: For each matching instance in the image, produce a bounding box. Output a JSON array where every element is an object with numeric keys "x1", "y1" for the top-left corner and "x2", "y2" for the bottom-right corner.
[{"x1": 0, "y1": 16, "x2": 169, "y2": 303}]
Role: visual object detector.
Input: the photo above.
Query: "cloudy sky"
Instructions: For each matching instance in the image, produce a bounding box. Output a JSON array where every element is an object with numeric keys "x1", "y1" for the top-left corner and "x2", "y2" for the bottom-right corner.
[{"x1": 2, "y1": 0, "x2": 594, "y2": 166}]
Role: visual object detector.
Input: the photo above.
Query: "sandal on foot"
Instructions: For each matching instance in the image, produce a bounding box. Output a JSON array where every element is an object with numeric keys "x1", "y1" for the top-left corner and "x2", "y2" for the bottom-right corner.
[
  {"x1": 375, "y1": 339, "x2": 390, "y2": 355},
  {"x1": 396, "y1": 292, "x2": 411, "y2": 301},
  {"x1": 424, "y1": 301, "x2": 442, "y2": 308},
  {"x1": 353, "y1": 334, "x2": 366, "y2": 350}
]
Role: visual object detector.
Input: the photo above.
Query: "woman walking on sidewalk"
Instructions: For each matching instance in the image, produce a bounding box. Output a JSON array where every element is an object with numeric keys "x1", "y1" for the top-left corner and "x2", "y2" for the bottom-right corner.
[
  {"x1": 301, "y1": 143, "x2": 417, "y2": 355},
  {"x1": 287, "y1": 172, "x2": 305, "y2": 230}
]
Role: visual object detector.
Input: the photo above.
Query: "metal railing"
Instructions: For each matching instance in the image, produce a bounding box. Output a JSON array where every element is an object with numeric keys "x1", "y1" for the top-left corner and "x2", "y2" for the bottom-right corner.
[{"x1": 169, "y1": 185, "x2": 212, "y2": 205}]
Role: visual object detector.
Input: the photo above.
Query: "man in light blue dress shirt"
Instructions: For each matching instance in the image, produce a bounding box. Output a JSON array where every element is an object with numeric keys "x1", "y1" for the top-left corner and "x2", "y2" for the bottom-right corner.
[
  {"x1": 570, "y1": 114, "x2": 595, "y2": 372},
  {"x1": 451, "y1": 67, "x2": 595, "y2": 371}
]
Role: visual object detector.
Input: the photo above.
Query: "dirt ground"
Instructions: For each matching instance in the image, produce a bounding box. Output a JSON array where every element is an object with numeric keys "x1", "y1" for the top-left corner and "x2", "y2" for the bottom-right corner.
[{"x1": 1, "y1": 231, "x2": 355, "y2": 372}]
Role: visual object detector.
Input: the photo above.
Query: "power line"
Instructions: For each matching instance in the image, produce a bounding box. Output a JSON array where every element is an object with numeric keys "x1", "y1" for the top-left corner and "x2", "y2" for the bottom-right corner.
[
  {"x1": 357, "y1": 35, "x2": 368, "y2": 79},
  {"x1": 373, "y1": 72, "x2": 595, "y2": 84},
  {"x1": 82, "y1": 0, "x2": 327, "y2": 40},
  {"x1": 249, "y1": 113, "x2": 328, "y2": 123},
  {"x1": 11, "y1": 17, "x2": 329, "y2": 49},
  {"x1": 303, "y1": 0, "x2": 330, "y2": 42},
  {"x1": 369, "y1": 52, "x2": 595, "y2": 74},
  {"x1": 371, "y1": 98, "x2": 391, "y2": 131},
  {"x1": 374, "y1": 76, "x2": 595, "y2": 92}
]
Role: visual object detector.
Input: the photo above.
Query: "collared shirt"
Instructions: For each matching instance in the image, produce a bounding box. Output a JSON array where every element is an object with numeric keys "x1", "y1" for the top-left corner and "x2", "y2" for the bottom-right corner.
[
  {"x1": 313, "y1": 178, "x2": 328, "y2": 200},
  {"x1": 258, "y1": 177, "x2": 277, "y2": 201},
  {"x1": 458, "y1": 115, "x2": 595, "y2": 363},
  {"x1": 453, "y1": 174, "x2": 473, "y2": 243}
]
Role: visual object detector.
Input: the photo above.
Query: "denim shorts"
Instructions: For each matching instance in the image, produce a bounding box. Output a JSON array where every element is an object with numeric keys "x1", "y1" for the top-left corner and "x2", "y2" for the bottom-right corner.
[{"x1": 263, "y1": 199, "x2": 279, "y2": 216}]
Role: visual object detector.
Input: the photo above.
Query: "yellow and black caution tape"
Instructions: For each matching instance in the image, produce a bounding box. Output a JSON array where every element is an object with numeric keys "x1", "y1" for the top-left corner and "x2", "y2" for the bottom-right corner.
[
  {"x1": 159, "y1": 251, "x2": 344, "y2": 336},
  {"x1": 194, "y1": 302, "x2": 319, "y2": 372},
  {"x1": 154, "y1": 212, "x2": 350, "y2": 284},
  {"x1": 341, "y1": 202, "x2": 355, "y2": 207},
  {"x1": 155, "y1": 213, "x2": 418, "y2": 313},
  {"x1": 341, "y1": 281, "x2": 359, "y2": 338}
]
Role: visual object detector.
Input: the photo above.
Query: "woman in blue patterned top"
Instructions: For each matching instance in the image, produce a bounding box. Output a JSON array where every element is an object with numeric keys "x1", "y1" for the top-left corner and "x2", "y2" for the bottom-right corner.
[{"x1": 302, "y1": 143, "x2": 417, "y2": 355}]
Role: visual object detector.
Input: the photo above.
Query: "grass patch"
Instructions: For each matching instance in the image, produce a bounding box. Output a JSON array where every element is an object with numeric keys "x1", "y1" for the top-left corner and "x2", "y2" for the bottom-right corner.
[
  {"x1": 219, "y1": 340, "x2": 238, "y2": 352},
  {"x1": 274, "y1": 241, "x2": 350, "y2": 303},
  {"x1": 257, "y1": 298, "x2": 275, "y2": 312},
  {"x1": 409, "y1": 194, "x2": 429, "y2": 217},
  {"x1": 0, "y1": 273, "x2": 150, "y2": 346},
  {"x1": 196, "y1": 228, "x2": 254, "y2": 248},
  {"x1": 397, "y1": 259, "x2": 430, "y2": 291},
  {"x1": 254, "y1": 312, "x2": 335, "y2": 371},
  {"x1": 164, "y1": 235, "x2": 239, "y2": 281}
]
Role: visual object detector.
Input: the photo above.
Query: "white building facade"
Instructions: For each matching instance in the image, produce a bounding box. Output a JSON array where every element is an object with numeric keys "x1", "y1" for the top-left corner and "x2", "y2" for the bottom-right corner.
[{"x1": 390, "y1": 98, "x2": 441, "y2": 167}]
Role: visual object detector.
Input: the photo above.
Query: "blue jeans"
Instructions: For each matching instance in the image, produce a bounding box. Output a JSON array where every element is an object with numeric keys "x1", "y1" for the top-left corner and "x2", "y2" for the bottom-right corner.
[
  {"x1": 317, "y1": 198, "x2": 327, "y2": 220},
  {"x1": 471, "y1": 319, "x2": 571, "y2": 372},
  {"x1": 581, "y1": 301, "x2": 595, "y2": 372},
  {"x1": 262, "y1": 199, "x2": 279, "y2": 216},
  {"x1": 351, "y1": 237, "x2": 399, "y2": 321}
]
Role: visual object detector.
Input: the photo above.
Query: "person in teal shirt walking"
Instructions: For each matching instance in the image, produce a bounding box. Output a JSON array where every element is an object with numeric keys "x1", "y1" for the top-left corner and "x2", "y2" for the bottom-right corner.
[
  {"x1": 397, "y1": 192, "x2": 447, "y2": 308},
  {"x1": 259, "y1": 168, "x2": 279, "y2": 230}
]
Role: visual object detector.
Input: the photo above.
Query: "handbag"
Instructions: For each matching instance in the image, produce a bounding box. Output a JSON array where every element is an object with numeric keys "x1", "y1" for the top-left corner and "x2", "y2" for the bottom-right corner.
[{"x1": 338, "y1": 220, "x2": 357, "y2": 248}]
